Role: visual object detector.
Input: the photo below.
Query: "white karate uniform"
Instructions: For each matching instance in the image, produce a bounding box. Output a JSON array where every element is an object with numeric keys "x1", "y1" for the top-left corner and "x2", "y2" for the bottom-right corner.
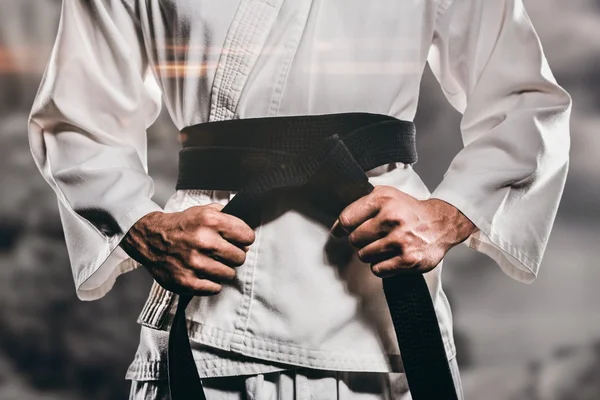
[{"x1": 28, "y1": 0, "x2": 570, "y2": 398}]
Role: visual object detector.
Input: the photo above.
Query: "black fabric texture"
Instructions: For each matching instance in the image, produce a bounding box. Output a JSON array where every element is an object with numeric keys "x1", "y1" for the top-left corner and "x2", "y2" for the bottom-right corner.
[{"x1": 167, "y1": 112, "x2": 458, "y2": 400}]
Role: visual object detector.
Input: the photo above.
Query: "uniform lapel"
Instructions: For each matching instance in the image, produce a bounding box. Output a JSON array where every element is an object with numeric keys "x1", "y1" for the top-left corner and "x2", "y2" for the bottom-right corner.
[{"x1": 209, "y1": 0, "x2": 285, "y2": 122}]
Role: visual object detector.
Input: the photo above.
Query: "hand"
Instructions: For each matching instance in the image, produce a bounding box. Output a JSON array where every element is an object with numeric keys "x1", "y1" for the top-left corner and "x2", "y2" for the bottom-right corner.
[
  {"x1": 332, "y1": 186, "x2": 476, "y2": 277},
  {"x1": 121, "y1": 203, "x2": 255, "y2": 296}
]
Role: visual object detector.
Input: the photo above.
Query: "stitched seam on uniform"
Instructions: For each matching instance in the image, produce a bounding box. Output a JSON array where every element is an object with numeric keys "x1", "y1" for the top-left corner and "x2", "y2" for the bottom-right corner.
[
  {"x1": 213, "y1": 1, "x2": 254, "y2": 120},
  {"x1": 187, "y1": 322, "x2": 457, "y2": 368},
  {"x1": 193, "y1": 323, "x2": 456, "y2": 358},
  {"x1": 209, "y1": 2, "x2": 243, "y2": 122},
  {"x1": 202, "y1": 0, "x2": 285, "y2": 343},
  {"x1": 126, "y1": 341, "x2": 457, "y2": 380},
  {"x1": 227, "y1": 1, "x2": 278, "y2": 117},
  {"x1": 153, "y1": 290, "x2": 173, "y2": 327},
  {"x1": 237, "y1": 343, "x2": 406, "y2": 365},
  {"x1": 210, "y1": 0, "x2": 280, "y2": 122},
  {"x1": 137, "y1": 283, "x2": 157, "y2": 324},
  {"x1": 215, "y1": 2, "x2": 251, "y2": 119},
  {"x1": 232, "y1": 257, "x2": 253, "y2": 332},
  {"x1": 126, "y1": 358, "x2": 288, "y2": 380},
  {"x1": 138, "y1": 286, "x2": 157, "y2": 326},
  {"x1": 127, "y1": 351, "x2": 439, "y2": 381},
  {"x1": 138, "y1": 282, "x2": 173, "y2": 328},
  {"x1": 301, "y1": 374, "x2": 311, "y2": 400},
  {"x1": 228, "y1": 167, "x2": 266, "y2": 332},
  {"x1": 151, "y1": 287, "x2": 170, "y2": 326},
  {"x1": 229, "y1": 204, "x2": 263, "y2": 334},
  {"x1": 268, "y1": 1, "x2": 312, "y2": 116},
  {"x1": 239, "y1": 215, "x2": 264, "y2": 334}
]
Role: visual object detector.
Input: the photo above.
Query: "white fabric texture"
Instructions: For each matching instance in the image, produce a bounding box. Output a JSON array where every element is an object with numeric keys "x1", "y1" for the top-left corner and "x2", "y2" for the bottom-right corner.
[
  {"x1": 28, "y1": 0, "x2": 571, "y2": 384},
  {"x1": 128, "y1": 358, "x2": 464, "y2": 400}
]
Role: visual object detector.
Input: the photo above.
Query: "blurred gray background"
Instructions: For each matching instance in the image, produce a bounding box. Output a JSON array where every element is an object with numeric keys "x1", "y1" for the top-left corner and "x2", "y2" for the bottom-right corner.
[{"x1": 0, "y1": 0, "x2": 598, "y2": 399}]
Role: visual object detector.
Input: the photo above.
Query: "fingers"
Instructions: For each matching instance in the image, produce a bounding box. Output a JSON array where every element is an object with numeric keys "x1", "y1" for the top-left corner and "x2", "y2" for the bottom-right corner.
[
  {"x1": 185, "y1": 205, "x2": 255, "y2": 247},
  {"x1": 174, "y1": 250, "x2": 240, "y2": 296},
  {"x1": 334, "y1": 194, "x2": 380, "y2": 238},
  {"x1": 347, "y1": 218, "x2": 392, "y2": 249},
  {"x1": 218, "y1": 215, "x2": 256, "y2": 247},
  {"x1": 370, "y1": 255, "x2": 422, "y2": 278},
  {"x1": 354, "y1": 233, "x2": 432, "y2": 277},
  {"x1": 362, "y1": 242, "x2": 435, "y2": 277},
  {"x1": 188, "y1": 251, "x2": 238, "y2": 281},
  {"x1": 192, "y1": 229, "x2": 248, "y2": 267},
  {"x1": 356, "y1": 237, "x2": 402, "y2": 265},
  {"x1": 146, "y1": 202, "x2": 255, "y2": 297},
  {"x1": 334, "y1": 186, "x2": 405, "y2": 238},
  {"x1": 150, "y1": 257, "x2": 227, "y2": 297},
  {"x1": 178, "y1": 276, "x2": 223, "y2": 296},
  {"x1": 193, "y1": 205, "x2": 256, "y2": 247}
]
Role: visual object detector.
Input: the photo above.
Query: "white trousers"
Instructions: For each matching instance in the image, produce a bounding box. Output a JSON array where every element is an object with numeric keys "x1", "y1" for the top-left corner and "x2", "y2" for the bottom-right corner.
[{"x1": 129, "y1": 358, "x2": 464, "y2": 400}]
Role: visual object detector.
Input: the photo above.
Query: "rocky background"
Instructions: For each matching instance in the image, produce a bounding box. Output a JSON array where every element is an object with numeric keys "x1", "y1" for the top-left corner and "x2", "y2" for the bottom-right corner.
[{"x1": 0, "y1": 0, "x2": 599, "y2": 399}]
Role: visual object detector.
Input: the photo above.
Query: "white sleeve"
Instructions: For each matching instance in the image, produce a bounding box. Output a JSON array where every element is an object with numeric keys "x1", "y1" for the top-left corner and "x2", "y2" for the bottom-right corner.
[
  {"x1": 28, "y1": 0, "x2": 163, "y2": 300},
  {"x1": 427, "y1": 0, "x2": 571, "y2": 283}
]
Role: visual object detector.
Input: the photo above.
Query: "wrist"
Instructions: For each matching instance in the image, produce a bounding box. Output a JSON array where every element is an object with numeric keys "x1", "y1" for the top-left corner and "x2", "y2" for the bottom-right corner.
[
  {"x1": 121, "y1": 211, "x2": 165, "y2": 262},
  {"x1": 452, "y1": 208, "x2": 477, "y2": 244},
  {"x1": 425, "y1": 198, "x2": 477, "y2": 246}
]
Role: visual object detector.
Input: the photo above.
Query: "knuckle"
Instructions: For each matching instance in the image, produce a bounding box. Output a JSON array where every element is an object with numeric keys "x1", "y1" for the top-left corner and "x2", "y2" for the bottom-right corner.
[
  {"x1": 366, "y1": 195, "x2": 381, "y2": 211},
  {"x1": 186, "y1": 253, "x2": 204, "y2": 269},
  {"x1": 387, "y1": 231, "x2": 404, "y2": 248},
  {"x1": 195, "y1": 234, "x2": 218, "y2": 252},
  {"x1": 372, "y1": 185, "x2": 388, "y2": 196},
  {"x1": 200, "y1": 208, "x2": 221, "y2": 227},
  {"x1": 373, "y1": 185, "x2": 392, "y2": 198}
]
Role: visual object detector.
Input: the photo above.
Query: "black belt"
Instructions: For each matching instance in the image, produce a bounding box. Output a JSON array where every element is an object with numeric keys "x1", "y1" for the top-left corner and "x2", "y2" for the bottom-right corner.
[{"x1": 168, "y1": 112, "x2": 458, "y2": 400}]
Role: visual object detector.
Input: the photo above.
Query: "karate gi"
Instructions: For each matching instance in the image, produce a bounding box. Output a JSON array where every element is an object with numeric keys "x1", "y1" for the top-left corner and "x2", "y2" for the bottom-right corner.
[{"x1": 28, "y1": 0, "x2": 571, "y2": 398}]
